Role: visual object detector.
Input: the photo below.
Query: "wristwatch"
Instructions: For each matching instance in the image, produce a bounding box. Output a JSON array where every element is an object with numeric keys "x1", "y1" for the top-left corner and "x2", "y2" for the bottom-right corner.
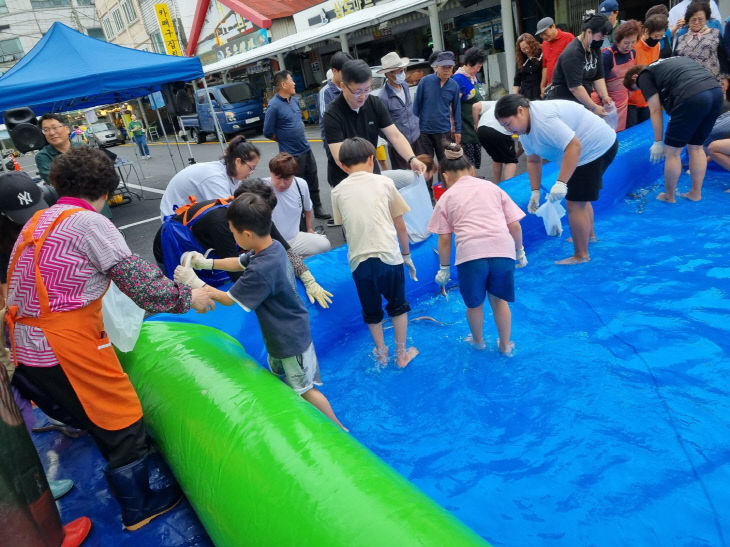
[{"x1": 407, "y1": 155, "x2": 417, "y2": 164}]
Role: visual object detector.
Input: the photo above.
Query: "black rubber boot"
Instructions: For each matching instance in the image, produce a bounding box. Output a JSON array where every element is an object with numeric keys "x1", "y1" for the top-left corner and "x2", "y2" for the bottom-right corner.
[{"x1": 105, "y1": 453, "x2": 182, "y2": 531}]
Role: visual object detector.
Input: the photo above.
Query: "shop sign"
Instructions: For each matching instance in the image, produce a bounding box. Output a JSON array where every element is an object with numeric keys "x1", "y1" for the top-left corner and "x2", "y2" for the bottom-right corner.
[
  {"x1": 155, "y1": 4, "x2": 182, "y2": 56},
  {"x1": 293, "y1": 0, "x2": 382, "y2": 33}
]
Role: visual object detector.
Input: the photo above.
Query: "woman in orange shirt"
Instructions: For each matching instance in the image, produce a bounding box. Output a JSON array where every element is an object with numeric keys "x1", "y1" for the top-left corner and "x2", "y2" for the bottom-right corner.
[{"x1": 627, "y1": 14, "x2": 669, "y2": 128}]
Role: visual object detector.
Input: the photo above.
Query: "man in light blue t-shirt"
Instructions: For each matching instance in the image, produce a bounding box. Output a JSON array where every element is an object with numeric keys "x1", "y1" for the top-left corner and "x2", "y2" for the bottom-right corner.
[{"x1": 495, "y1": 95, "x2": 618, "y2": 265}]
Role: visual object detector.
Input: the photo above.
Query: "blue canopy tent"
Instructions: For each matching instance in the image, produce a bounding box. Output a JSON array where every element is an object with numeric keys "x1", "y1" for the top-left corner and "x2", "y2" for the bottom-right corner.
[{"x1": 0, "y1": 22, "x2": 204, "y2": 116}]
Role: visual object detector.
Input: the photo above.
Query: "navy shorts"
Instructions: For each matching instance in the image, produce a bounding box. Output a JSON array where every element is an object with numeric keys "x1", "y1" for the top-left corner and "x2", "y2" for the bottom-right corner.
[
  {"x1": 566, "y1": 138, "x2": 618, "y2": 202},
  {"x1": 665, "y1": 87, "x2": 724, "y2": 148},
  {"x1": 352, "y1": 257, "x2": 411, "y2": 324},
  {"x1": 456, "y1": 257, "x2": 515, "y2": 307}
]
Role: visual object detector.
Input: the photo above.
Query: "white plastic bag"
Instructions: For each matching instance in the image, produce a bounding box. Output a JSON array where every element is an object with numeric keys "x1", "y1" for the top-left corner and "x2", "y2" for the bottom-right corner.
[
  {"x1": 102, "y1": 281, "x2": 145, "y2": 353},
  {"x1": 535, "y1": 199, "x2": 566, "y2": 237},
  {"x1": 398, "y1": 174, "x2": 433, "y2": 243},
  {"x1": 603, "y1": 102, "x2": 618, "y2": 131}
]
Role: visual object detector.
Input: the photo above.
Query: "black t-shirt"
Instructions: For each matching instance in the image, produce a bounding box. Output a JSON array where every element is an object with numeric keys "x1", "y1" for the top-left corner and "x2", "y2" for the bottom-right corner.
[
  {"x1": 323, "y1": 94, "x2": 393, "y2": 184},
  {"x1": 637, "y1": 57, "x2": 720, "y2": 114},
  {"x1": 0, "y1": 251, "x2": 8, "y2": 284},
  {"x1": 550, "y1": 38, "x2": 605, "y2": 100}
]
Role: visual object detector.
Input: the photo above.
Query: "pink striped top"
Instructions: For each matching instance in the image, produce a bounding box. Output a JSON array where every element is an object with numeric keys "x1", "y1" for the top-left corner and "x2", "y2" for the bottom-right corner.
[{"x1": 7, "y1": 204, "x2": 131, "y2": 367}]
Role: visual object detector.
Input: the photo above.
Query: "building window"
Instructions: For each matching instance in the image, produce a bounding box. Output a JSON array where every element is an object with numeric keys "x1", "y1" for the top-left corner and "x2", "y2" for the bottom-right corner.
[
  {"x1": 87, "y1": 27, "x2": 106, "y2": 41},
  {"x1": 151, "y1": 31, "x2": 165, "y2": 54},
  {"x1": 121, "y1": 0, "x2": 137, "y2": 23},
  {"x1": 112, "y1": 8, "x2": 124, "y2": 32},
  {"x1": 75, "y1": 0, "x2": 94, "y2": 5},
  {"x1": 0, "y1": 38, "x2": 24, "y2": 63},
  {"x1": 102, "y1": 18, "x2": 115, "y2": 39},
  {"x1": 30, "y1": 0, "x2": 70, "y2": 7},
  {"x1": 0, "y1": 0, "x2": 8, "y2": 14}
]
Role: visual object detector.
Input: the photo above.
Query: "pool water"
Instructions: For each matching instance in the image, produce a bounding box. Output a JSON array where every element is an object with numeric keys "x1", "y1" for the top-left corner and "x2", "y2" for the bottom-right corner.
[{"x1": 318, "y1": 169, "x2": 730, "y2": 546}]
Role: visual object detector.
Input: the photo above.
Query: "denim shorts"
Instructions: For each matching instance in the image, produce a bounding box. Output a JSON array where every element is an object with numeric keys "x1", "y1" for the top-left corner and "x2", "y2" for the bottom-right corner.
[
  {"x1": 267, "y1": 342, "x2": 322, "y2": 395},
  {"x1": 457, "y1": 257, "x2": 515, "y2": 307},
  {"x1": 352, "y1": 257, "x2": 410, "y2": 324}
]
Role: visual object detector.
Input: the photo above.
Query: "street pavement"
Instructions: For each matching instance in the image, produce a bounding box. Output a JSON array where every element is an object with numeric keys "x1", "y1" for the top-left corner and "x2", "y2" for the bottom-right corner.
[{"x1": 15, "y1": 125, "x2": 527, "y2": 265}]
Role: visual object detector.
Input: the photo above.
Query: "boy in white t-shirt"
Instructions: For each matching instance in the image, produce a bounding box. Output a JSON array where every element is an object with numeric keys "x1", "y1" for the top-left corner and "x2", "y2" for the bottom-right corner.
[
  {"x1": 428, "y1": 143, "x2": 527, "y2": 355},
  {"x1": 331, "y1": 137, "x2": 419, "y2": 368}
]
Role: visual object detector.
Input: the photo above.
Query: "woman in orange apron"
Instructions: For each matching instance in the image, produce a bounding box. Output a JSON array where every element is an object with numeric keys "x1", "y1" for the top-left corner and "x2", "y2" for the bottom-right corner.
[
  {"x1": 592, "y1": 20, "x2": 642, "y2": 131},
  {"x1": 4, "y1": 148, "x2": 213, "y2": 531}
]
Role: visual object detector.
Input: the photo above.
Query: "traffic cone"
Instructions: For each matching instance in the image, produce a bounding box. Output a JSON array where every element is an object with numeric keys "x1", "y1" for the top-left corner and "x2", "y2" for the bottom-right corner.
[{"x1": 12, "y1": 157, "x2": 21, "y2": 171}]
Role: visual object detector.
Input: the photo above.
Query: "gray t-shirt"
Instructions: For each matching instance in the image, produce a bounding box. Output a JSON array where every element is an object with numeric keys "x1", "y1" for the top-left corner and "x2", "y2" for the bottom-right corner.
[{"x1": 227, "y1": 240, "x2": 311, "y2": 358}]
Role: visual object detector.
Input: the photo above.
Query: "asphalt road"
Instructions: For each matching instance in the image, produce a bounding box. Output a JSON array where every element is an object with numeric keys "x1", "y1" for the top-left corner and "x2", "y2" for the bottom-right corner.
[{"x1": 15, "y1": 125, "x2": 528, "y2": 265}]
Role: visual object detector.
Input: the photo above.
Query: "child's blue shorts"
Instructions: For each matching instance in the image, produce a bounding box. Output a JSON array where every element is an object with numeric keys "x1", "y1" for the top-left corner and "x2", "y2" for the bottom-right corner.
[
  {"x1": 456, "y1": 257, "x2": 515, "y2": 308},
  {"x1": 352, "y1": 257, "x2": 410, "y2": 324}
]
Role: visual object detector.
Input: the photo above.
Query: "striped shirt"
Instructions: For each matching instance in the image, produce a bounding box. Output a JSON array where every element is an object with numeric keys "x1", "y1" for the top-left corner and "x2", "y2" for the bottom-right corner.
[{"x1": 7, "y1": 204, "x2": 131, "y2": 367}]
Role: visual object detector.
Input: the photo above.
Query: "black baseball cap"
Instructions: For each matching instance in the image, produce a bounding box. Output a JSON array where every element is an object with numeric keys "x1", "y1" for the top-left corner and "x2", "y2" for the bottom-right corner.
[{"x1": 0, "y1": 171, "x2": 49, "y2": 225}]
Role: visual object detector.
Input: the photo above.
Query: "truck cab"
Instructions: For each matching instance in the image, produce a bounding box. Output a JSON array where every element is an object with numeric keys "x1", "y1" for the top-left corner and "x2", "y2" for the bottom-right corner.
[{"x1": 192, "y1": 82, "x2": 264, "y2": 143}]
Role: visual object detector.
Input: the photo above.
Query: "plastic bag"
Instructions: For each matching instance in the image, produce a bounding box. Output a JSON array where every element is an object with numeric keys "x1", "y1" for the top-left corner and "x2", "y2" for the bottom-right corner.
[
  {"x1": 398, "y1": 174, "x2": 433, "y2": 243},
  {"x1": 603, "y1": 102, "x2": 618, "y2": 131},
  {"x1": 102, "y1": 281, "x2": 145, "y2": 353},
  {"x1": 535, "y1": 199, "x2": 566, "y2": 237}
]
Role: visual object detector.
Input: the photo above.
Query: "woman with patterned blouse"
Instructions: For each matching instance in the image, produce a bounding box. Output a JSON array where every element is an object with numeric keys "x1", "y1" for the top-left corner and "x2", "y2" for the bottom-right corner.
[
  {"x1": 674, "y1": 1, "x2": 729, "y2": 83},
  {"x1": 5, "y1": 147, "x2": 213, "y2": 531}
]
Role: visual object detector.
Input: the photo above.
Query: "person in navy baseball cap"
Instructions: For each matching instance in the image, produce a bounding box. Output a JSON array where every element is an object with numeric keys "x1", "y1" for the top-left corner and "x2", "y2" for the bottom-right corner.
[
  {"x1": 598, "y1": 0, "x2": 621, "y2": 47},
  {"x1": 0, "y1": 171, "x2": 49, "y2": 225}
]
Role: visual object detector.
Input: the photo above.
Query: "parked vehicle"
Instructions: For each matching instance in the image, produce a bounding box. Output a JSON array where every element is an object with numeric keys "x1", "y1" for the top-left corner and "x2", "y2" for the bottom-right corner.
[
  {"x1": 86, "y1": 121, "x2": 123, "y2": 148},
  {"x1": 180, "y1": 82, "x2": 264, "y2": 143}
]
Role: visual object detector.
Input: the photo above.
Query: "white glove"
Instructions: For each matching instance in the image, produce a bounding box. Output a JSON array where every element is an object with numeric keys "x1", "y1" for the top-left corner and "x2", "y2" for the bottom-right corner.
[
  {"x1": 515, "y1": 247, "x2": 527, "y2": 268},
  {"x1": 180, "y1": 250, "x2": 214, "y2": 270},
  {"x1": 548, "y1": 180, "x2": 568, "y2": 202},
  {"x1": 528, "y1": 189, "x2": 541, "y2": 214},
  {"x1": 300, "y1": 271, "x2": 333, "y2": 308},
  {"x1": 174, "y1": 265, "x2": 206, "y2": 289},
  {"x1": 435, "y1": 265, "x2": 450, "y2": 286},
  {"x1": 649, "y1": 141, "x2": 665, "y2": 164},
  {"x1": 402, "y1": 254, "x2": 418, "y2": 281}
]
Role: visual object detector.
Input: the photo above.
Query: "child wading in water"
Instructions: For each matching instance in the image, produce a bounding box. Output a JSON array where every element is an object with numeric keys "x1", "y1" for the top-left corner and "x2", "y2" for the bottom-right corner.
[
  {"x1": 427, "y1": 143, "x2": 527, "y2": 355},
  {"x1": 330, "y1": 137, "x2": 419, "y2": 368},
  {"x1": 174, "y1": 193, "x2": 347, "y2": 431}
]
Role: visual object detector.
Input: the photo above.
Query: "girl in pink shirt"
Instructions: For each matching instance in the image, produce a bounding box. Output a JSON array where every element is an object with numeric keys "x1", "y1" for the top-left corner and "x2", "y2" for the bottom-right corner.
[{"x1": 427, "y1": 143, "x2": 527, "y2": 354}]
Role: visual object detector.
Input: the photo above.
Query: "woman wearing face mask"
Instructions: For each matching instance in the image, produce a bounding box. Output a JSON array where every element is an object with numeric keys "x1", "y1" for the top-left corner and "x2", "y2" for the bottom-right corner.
[
  {"x1": 673, "y1": 1, "x2": 729, "y2": 84},
  {"x1": 591, "y1": 19, "x2": 642, "y2": 131},
  {"x1": 627, "y1": 14, "x2": 669, "y2": 128},
  {"x1": 453, "y1": 47, "x2": 488, "y2": 169},
  {"x1": 545, "y1": 12, "x2": 614, "y2": 116}
]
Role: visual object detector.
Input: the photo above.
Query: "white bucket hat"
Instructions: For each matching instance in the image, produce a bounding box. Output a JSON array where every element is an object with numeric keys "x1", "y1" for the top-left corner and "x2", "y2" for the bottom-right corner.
[{"x1": 376, "y1": 51, "x2": 410, "y2": 74}]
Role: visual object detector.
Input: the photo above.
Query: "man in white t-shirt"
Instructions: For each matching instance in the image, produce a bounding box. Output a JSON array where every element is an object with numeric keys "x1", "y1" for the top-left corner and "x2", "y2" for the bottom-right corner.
[
  {"x1": 264, "y1": 153, "x2": 331, "y2": 258},
  {"x1": 473, "y1": 100, "x2": 519, "y2": 183},
  {"x1": 495, "y1": 95, "x2": 618, "y2": 265}
]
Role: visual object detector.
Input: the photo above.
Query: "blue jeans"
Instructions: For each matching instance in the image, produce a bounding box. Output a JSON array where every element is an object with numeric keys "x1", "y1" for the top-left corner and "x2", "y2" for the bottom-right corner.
[{"x1": 133, "y1": 134, "x2": 149, "y2": 156}]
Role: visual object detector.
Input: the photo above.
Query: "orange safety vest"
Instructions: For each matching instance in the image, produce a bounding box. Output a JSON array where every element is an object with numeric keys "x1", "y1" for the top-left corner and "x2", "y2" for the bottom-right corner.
[{"x1": 4, "y1": 208, "x2": 143, "y2": 431}]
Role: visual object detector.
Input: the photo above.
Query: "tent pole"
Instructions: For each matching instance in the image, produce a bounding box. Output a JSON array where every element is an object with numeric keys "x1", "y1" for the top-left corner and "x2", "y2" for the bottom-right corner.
[
  {"x1": 201, "y1": 79, "x2": 227, "y2": 154},
  {"x1": 178, "y1": 115, "x2": 196, "y2": 165},
  {"x1": 155, "y1": 107, "x2": 179, "y2": 173}
]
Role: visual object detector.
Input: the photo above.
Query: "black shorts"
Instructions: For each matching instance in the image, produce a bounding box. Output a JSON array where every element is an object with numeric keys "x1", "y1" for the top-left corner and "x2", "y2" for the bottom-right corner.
[
  {"x1": 352, "y1": 257, "x2": 410, "y2": 324},
  {"x1": 665, "y1": 87, "x2": 724, "y2": 148},
  {"x1": 477, "y1": 126, "x2": 517, "y2": 164},
  {"x1": 566, "y1": 138, "x2": 618, "y2": 202}
]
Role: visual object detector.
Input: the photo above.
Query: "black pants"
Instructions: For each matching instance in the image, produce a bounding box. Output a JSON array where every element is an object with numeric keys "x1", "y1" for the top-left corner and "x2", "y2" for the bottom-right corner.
[
  {"x1": 626, "y1": 105, "x2": 650, "y2": 129},
  {"x1": 13, "y1": 364, "x2": 148, "y2": 468},
  {"x1": 294, "y1": 148, "x2": 321, "y2": 208},
  {"x1": 421, "y1": 132, "x2": 451, "y2": 163},
  {"x1": 388, "y1": 136, "x2": 426, "y2": 170}
]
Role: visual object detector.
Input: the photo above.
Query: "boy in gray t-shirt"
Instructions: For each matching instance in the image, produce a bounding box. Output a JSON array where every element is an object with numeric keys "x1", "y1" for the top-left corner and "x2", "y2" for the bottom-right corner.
[{"x1": 174, "y1": 193, "x2": 347, "y2": 431}]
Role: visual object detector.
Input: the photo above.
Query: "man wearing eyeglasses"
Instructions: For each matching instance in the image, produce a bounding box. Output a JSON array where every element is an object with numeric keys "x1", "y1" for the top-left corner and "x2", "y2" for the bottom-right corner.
[
  {"x1": 323, "y1": 59, "x2": 427, "y2": 188},
  {"x1": 35, "y1": 114, "x2": 82, "y2": 184}
]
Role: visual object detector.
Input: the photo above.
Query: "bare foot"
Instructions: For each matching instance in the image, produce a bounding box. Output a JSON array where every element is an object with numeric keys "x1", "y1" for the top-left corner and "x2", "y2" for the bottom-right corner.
[
  {"x1": 555, "y1": 255, "x2": 591, "y2": 265},
  {"x1": 656, "y1": 192, "x2": 676, "y2": 203},
  {"x1": 497, "y1": 339, "x2": 515, "y2": 356},
  {"x1": 679, "y1": 191, "x2": 701, "y2": 202},
  {"x1": 566, "y1": 236, "x2": 598, "y2": 243},
  {"x1": 372, "y1": 346, "x2": 388, "y2": 365},
  {"x1": 465, "y1": 334, "x2": 486, "y2": 350},
  {"x1": 396, "y1": 346, "x2": 418, "y2": 368}
]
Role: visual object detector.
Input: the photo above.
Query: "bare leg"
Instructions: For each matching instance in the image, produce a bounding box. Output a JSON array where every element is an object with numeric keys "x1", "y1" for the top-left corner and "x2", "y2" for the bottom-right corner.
[
  {"x1": 487, "y1": 293, "x2": 513, "y2": 354},
  {"x1": 492, "y1": 161, "x2": 503, "y2": 184},
  {"x1": 680, "y1": 144, "x2": 706, "y2": 201},
  {"x1": 302, "y1": 387, "x2": 348, "y2": 432},
  {"x1": 503, "y1": 162, "x2": 517, "y2": 181},
  {"x1": 567, "y1": 202, "x2": 597, "y2": 242},
  {"x1": 465, "y1": 304, "x2": 485, "y2": 347},
  {"x1": 708, "y1": 139, "x2": 730, "y2": 171},
  {"x1": 366, "y1": 321, "x2": 388, "y2": 364},
  {"x1": 392, "y1": 313, "x2": 418, "y2": 368},
  {"x1": 658, "y1": 145, "x2": 682, "y2": 203},
  {"x1": 556, "y1": 200, "x2": 591, "y2": 264}
]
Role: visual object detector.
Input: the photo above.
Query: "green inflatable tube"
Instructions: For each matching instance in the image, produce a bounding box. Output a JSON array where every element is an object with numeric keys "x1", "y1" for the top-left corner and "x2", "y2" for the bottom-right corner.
[{"x1": 119, "y1": 321, "x2": 488, "y2": 547}]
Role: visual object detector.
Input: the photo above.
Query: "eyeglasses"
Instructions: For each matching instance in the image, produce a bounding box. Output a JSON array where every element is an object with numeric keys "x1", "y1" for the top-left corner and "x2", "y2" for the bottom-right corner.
[
  {"x1": 42, "y1": 125, "x2": 67, "y2": 134},
  {"x1": 244, "y1": 160, "x2": 257, "y2": 171},
  {"x1": 345, "y1": 84, "x2": 371, "y2": 97},
  {"x1": 688, "y1": 16, "x2": 706, "y2": 23}
]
